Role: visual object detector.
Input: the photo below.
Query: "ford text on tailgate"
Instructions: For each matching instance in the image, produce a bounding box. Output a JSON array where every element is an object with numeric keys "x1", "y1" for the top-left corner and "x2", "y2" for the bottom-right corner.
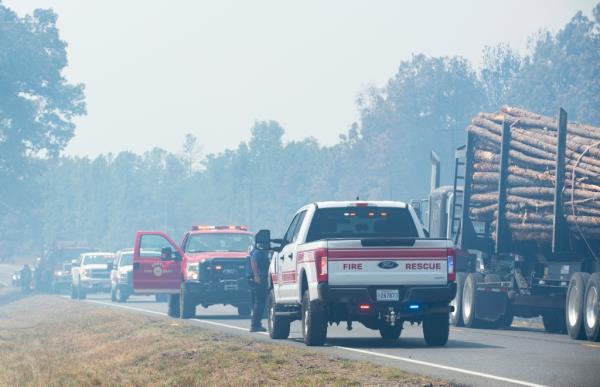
[{"x1": 258, "y1": 201, "x2": 457, "y2": 347}]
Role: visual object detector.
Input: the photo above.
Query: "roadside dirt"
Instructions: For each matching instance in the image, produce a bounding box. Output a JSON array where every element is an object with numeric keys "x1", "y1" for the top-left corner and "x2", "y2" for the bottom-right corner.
[{"x1": 0, "y1": 295, "x2": 453, "y2": 387}]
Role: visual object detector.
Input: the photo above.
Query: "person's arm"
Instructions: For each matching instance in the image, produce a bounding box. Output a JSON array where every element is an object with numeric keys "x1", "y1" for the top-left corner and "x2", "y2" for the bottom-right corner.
[{"x1": 250, "y1": 252, "x2": 261, "y2": 284}]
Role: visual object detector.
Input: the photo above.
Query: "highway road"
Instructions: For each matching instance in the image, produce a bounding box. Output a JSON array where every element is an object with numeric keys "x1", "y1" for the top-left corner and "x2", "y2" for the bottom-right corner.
[{"x1": 1, "y1": 265, "x2": 599, "y2": 387}]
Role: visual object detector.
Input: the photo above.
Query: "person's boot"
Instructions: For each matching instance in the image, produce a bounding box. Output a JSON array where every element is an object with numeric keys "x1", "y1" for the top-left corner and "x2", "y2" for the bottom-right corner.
[{"x1": 249, "y1": 325, "x2": 266, "y2": 332}]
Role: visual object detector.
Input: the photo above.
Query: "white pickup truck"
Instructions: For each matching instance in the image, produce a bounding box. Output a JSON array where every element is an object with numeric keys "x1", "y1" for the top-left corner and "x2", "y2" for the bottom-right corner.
[{"x1": 255, "y1": 201, "x2": 456, "y2": 346}]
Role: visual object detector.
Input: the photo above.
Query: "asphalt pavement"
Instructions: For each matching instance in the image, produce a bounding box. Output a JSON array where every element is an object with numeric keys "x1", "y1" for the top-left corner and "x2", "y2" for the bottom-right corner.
[{"x1": 1, "y1": 265, "x2": 598, "y2": 387}]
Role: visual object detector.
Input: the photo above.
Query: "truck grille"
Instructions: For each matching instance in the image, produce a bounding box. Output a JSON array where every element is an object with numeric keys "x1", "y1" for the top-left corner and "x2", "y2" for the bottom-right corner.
[
  {"x1": 89, "y1": 269, "x2": 110, "y2": 279},
  {"x1": 201, "y1": 259, "x2": 248, "y2": 281}
]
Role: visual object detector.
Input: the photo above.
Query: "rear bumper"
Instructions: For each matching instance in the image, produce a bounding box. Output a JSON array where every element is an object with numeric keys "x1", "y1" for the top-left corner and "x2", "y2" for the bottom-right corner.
[
  {"x1": 185, "y1": 279, "x2": 251, "y2": 305},
  {"x1": 317, "y1": 282, "x2": 456, "y2": 319}
]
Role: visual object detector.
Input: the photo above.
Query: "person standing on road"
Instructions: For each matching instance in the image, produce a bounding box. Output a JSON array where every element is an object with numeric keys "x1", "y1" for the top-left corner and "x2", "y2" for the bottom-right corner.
[
  {"x1": 249, "y1": 242, "x2": 270, "y2": 332},
  {"x1": 20, "y1": 264, "x2": 32, "y2": 294}
]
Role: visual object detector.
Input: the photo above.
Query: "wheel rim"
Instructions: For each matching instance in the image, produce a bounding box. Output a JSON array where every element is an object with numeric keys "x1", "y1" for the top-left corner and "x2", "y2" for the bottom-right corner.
[
  {"x1": 463, "y1": 279, "x2": 473, "y2": 320},
  {"x1": 450, "y1": 296, "x2": 458, "y2": 320},
  {"x1": 568, "y1": 285, "x2": 580, "y2": 326},
  {"x1": 303, "y1": 308, "x2": 309, "y2": 337},
  {"x1": 585, "y1": 285, "x2": 598, "y2": 329}
]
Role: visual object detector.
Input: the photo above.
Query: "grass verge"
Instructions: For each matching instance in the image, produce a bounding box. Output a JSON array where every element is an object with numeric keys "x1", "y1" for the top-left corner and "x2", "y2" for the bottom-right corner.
[{"x1": 0, "y1": 296, "x2": 452, "y2": 386}]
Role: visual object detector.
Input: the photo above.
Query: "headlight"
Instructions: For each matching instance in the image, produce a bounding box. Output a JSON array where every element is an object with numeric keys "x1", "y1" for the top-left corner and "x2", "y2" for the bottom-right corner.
[
  {"x1": 55, "y1": 271, "x2": 63, "y2": 276},
  {"x1": 187, "y1": 263, "x2": 199, "y2": 280}
]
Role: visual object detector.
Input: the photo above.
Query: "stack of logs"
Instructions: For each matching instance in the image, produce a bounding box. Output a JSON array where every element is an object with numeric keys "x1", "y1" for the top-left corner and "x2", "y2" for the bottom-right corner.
[{"x1": 467, "y1": 106, "x2": 600, "y2": 242}]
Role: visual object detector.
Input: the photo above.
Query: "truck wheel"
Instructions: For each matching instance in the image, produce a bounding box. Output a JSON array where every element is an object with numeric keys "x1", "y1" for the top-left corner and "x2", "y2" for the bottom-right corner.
[
  {"x1": 168, "y1": 293, "x2": 180, "y2": 318},
  {"x1": 379, "y1": 324, "x2": 402, "y2": 340},
  {"x1": 110, "y1": 287, "x2": 117, "y2": 302},
  {"x1": 237, "y1": 304, "x2": 251, "y2": 317},
  {"x1": 301, "y1": 290, "x2": 327, "y2": 346},
  {"x1": 180, "y1": 284, "x2": 195, "y2": 319},
  {"x1": 542, "y1": 309, "x2": 566, "y2": 333},
  {"x1": 267, "y1": 290, "x2": 290, "y2": 339},
  {"x1": 566, "y1": 272, "x2": 590, "y2": 340},
  {"x1": 450, "y1": 272, "x2": 467, "y2": 327},
  {"x1": 77, "y1": 281, "x2": 86, "y2": 300},
  {"x1": 462, "y1": 273, "x2": 483, "y2": 328},
  {"x1": 423, "y1": 312, "x2": 450, "y2": 346},
  {"x1": 117, "y1": 286, "x2": 128, "y2": 303},
  {"x1": 584, "y1": 273, "x2": 600, "y2": 342},
  {"x1": 70, "y1": 284, "x2": 77, "y2": 299}
]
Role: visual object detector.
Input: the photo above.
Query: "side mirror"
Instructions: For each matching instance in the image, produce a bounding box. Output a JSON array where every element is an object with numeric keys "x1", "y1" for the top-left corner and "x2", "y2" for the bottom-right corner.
[
  {"x1": 107, "y1": 262, "x2": 114, "y2": 271},
  {"x1": 161, "y1": 247, "x2": 173, "y2": 261},
  {"x1": 255, "y1": 229, "x2": 271, "y2": 250}
]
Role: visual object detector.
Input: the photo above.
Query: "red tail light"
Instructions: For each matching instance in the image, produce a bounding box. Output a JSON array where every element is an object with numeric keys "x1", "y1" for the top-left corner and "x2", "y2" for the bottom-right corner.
[
  {"x1": 315, "y1": 248, "x2": 328, "y2": 283},
  {"x1": 447, "y1": 248, "x2": 456, "y2": 282}
]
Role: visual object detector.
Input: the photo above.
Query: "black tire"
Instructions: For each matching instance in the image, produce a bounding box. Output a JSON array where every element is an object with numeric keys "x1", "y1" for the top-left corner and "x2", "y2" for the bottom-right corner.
[
  {"x1": 423, "y1": 312, "x2": 450, "y2": 346},
  {"x1": 267, "y1": 290, "x2": 290, "y2": 339},
  {"x1": 301, "y1": 290, "x2": 327, "y2": 346},
  {"x1": 155, "y1": 294, "x2": 168, "y2": 303},
  {"x1": 77, "y1": 281, "x2": 86, "y2": 300},
  {"x1": 566, "y1": 272, "x2": 590, "y2": 340},
  {"x1": 116, "y1": 286, "x2": 128, "y2": 303},
  {"x1": 450, "y1": 272, "x2": 467, "y2": 327},
  {"x1": 495, "y1": 312, "x2": 514, "y2": 329},
  {"x1": 584, "y1": 273, "x2": 600, "y2": 342},
  {"x1": 110, "y1": 287, "x2": 117, "y2": 302},
  {"x1": 379, "y1": 324, "x2": 402, "y2": 340},
  {"x1": 70, "y1": 284, "x2": 77, "y2": 299},
  {"x1": 462, "y1": 272, "x2": 483, "y2": 328},
  {"x1": 180, "y1": 283, "x2": 195, "y2": 319},
  {"x1": 542, "y1": 309, "x2": 567, "y2": 334},
  {"x1": 237, "y1": 304, "x2": 251, "y2": 317},
  {"x1": 168, "y1": 293, "x2": 180, "y2": 318}
]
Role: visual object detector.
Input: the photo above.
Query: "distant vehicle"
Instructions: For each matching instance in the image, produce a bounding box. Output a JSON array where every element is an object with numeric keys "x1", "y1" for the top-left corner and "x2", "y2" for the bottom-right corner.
[
  {"x1": 110, "y1": 249, "x2": 167, "y2": 303},
  {"x1": 71, "y1": 252, "x2": 115, "y2": 299},
  {"x1": 257, "y1": 201, "x2": 456, "y2": 346},
  {"x1": 35, "y1": 244, "x2": 96, "y2": 293},
  {"x1": 132, "y1": 226, "x2": 254, "y2": 318}
]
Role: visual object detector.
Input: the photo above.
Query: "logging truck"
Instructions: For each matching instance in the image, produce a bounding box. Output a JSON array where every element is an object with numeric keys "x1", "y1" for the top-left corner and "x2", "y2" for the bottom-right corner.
[{"x1": 412, "y1": 106, "x2": 600, "y2": 342}]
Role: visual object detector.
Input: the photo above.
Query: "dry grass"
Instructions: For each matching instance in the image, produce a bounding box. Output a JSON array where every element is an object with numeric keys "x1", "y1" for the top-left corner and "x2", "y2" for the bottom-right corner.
[{"x1": 0, "y1": 296, "x2": 451, "y2": 387}]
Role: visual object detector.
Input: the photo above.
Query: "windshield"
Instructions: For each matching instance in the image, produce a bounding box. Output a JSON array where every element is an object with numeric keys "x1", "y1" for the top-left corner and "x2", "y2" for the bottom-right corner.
[
  {"x1": 82, "y1": 254, "x2": 113, "y2": 265},
  {"x1": 119, "y1": 252, "x2": 133, "y2": 266},
  {"x1": 186, "y1": 233, "x2": 254, "y2": 253},
  {"x1": 306, "y1": 207, "x2": 419, "y2": 242}
]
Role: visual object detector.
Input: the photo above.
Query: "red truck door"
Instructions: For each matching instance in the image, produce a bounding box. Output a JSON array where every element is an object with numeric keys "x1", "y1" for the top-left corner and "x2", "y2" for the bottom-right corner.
[{"x1": 133, "y1": 231, "x2": 183, "y2": 294}]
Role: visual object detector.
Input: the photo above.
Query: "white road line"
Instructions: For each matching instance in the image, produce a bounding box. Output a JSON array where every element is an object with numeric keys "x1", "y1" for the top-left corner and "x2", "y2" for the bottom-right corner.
[
  {"x1": 332, "y1": 346, "x2": 547, "y2": 387},
  {"x1": 76, "y1": 298, "x2": 545, "y2": 387}
]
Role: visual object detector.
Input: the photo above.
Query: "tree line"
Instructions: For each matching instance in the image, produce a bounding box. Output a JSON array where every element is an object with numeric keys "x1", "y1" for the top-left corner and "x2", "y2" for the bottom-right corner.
[{"x1": 0, "y1": 3, "x2": 599, "y2": 258}]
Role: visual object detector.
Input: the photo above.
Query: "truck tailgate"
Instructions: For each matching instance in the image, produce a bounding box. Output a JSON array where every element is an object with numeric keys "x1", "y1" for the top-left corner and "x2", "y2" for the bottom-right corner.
[{"x1": 326, "y1": 239, "x2": 449, "y2": 286}]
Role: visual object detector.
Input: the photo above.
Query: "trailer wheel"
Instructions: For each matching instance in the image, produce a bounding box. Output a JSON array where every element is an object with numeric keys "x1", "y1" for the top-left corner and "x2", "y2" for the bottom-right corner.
[
  {"x1": 542, "y1": 309, "x2": 566, "y2": 333},
  {"x1": 379, "y1": 324, "x2": 402, "y2": 340},
  {"x1": 180, "y1": 283, "x2": 195, "y2": 319},
  {"x1": 462, "y1": 272, "x2": 483, "y2": 328},
  {"x1": 423, "y1": 313, "x2": 450, "y2": 346},
  {"x1": 168, "y1": 293, "x2": 180, "y2": 318},
  {"x1": 584, "y1": 273, "x2": 600, "y2": 342},
  {"x1": 267, "y1": 290, "x2": 290, "y2": 339},
  {"x1": 450, "y1": 272, "x2": 467, "y2": 327},
  {"x1": 566, "y1": 272, "x2": 590, "y2": 340},
  {"x1": 301, "y1": 290, "x2": 327, "y2": 346}
]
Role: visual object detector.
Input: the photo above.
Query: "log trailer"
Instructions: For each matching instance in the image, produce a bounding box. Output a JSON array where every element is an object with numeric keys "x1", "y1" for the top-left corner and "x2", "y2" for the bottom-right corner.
[{"x1": 412, "y1": 107, "x2": 600, "y2": 342}]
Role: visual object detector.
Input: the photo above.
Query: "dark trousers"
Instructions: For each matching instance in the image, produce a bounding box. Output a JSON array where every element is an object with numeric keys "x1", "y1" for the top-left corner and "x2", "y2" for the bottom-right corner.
[{"x1": 251, "y1": 279, "x2": 268, "y2": 328}]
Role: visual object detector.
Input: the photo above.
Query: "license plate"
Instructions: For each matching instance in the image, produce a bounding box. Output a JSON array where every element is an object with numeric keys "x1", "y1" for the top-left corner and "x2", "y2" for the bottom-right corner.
[
  {"x1": 376, "y1": 289, "x2": 399, "y2": 301},
  {"x1": 224, "y1": 281, "x2": 238, "y2": 291}
]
